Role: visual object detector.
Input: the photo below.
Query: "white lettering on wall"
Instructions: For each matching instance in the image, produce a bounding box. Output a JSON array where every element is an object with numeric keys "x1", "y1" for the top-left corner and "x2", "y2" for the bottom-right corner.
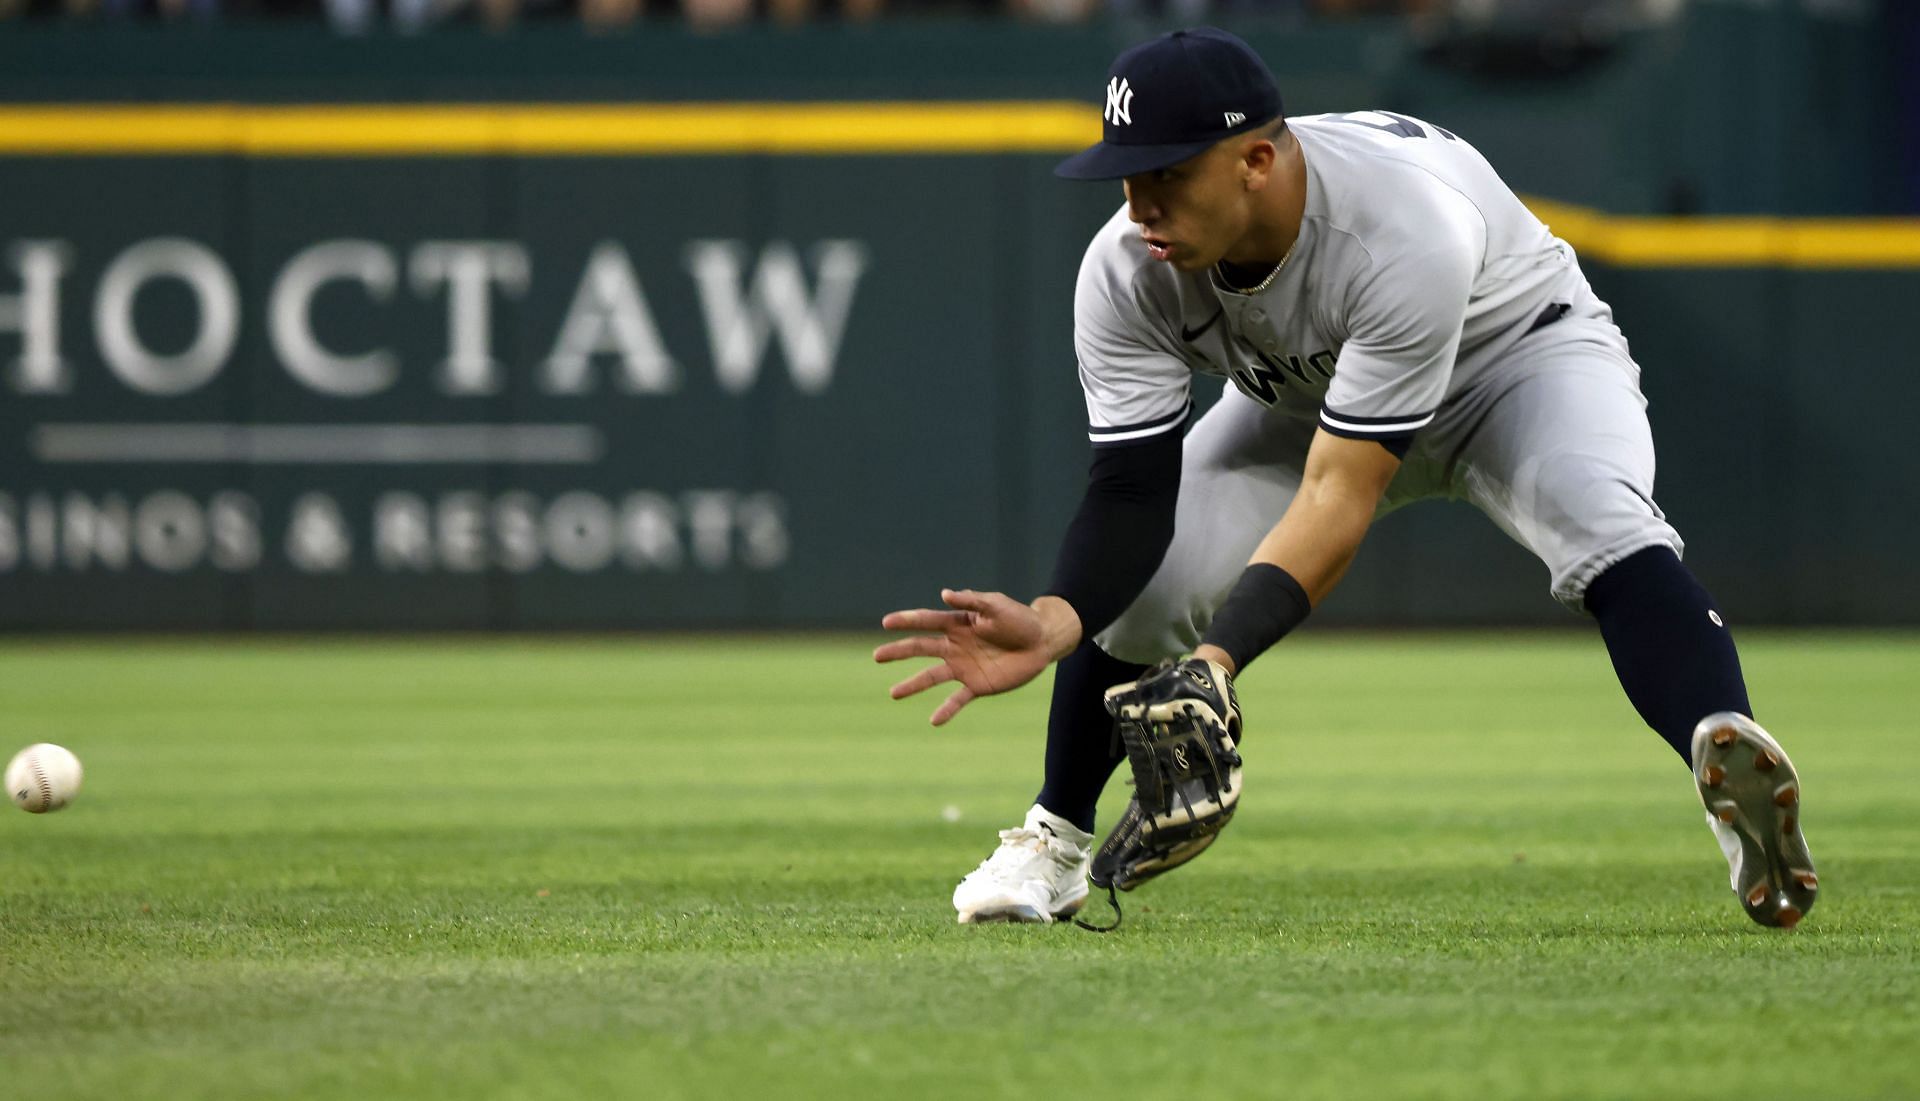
[
  {"x1": 374, "y1": 491, "x2": 435, "y2": 571},
  {"x1": 27, "y1": 494, "x2": 56, "y2": 570},
  {"x1": 620, "y1": 491, "x2": 682, "y2": 570},
  {"x1": 287, "y1": 492, "x2": 352, "y2": 573},
  {"x1": 60, "y1": 492, "x2": 131, "y2": 571},
  {"x1": 269, "y1": 240, "x2": 401, "y2": 397},
  {"x1": 5, "y1": 235, "x2": 870, "y2": 399},
  {"x1": 541, "y1": 242, "x2": 680, "y2": 395},
  {"x1": 545, "y1": 491, "x2": 617, "y2": 572},
  {"x1": 685, "y1": 239, "x2": 868, "y2": 395},
  {"x1": 736, "y1": 493, "x2": 790, "y2": 570},
  {"x1": 210, "y1": 491, "x2": 261, "y2": 571},
  {"x1": 436, "y1": 491, "x2": 487, "y2": 573},
  {"x1": 0, "y1": 488, "x2": 790, "y2": 575},
  {"x1": 94, "y1": 239, "x2": 241, "y2": 397},
  {"x1": 408, "y1": 241, "x2": 529, "y2": 396},
  {"x1": 493, "y1": 492, "x2": 542, "y2": 573},
  {"x1": 0, "y1": 241, "x2": 73, "y2": 394},
  {"x1": 134, "y1": 491, "x2": 208, "y2": 572},
  {"x1": 0, "y1": 495, "x2": 15, "y2": 572}
]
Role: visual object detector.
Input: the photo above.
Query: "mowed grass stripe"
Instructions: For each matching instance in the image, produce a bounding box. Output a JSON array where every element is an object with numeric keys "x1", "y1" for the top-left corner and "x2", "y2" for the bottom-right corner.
[{"x1": 0, "y1": 633, "x2": 1916, "y2": 1100}]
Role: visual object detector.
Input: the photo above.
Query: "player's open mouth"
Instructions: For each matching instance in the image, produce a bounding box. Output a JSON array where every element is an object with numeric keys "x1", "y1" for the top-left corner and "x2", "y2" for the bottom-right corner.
[{"x1": 1143, "y1": 235, "x2": 1175, "y2": 262}]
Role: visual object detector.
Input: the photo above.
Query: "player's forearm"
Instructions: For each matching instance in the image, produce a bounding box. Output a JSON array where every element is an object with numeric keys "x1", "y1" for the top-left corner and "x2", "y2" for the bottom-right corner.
[
  {"x1": 1195, "y1": 448, "x2": 1391, "y2": 676},
  {"x1": 1039, "y1": 432, "x2": 1183, "y2": 645},
  {"x1": 1246, "y1": 477, "x2": 1377, "y2": 602}
]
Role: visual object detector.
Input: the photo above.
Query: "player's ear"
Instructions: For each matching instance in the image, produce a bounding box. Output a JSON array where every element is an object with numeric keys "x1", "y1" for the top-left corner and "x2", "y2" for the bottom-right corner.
[{"x1": 1242, "y1": 136, "x2": 1276, "y2": 191}]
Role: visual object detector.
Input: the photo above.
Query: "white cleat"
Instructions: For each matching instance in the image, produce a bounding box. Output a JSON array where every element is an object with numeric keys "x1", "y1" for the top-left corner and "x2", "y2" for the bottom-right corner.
[
  {"x1": 953, "y1": 804, "x2": 1093, "y2": 925},
  {"x1": 1692, "y1": 712, "x2": 1818, "y2": 929}
]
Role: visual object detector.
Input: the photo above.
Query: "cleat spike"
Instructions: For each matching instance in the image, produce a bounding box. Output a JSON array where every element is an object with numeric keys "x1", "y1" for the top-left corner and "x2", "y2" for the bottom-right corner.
[
  {"x1": 1714, "y1": 804, "x2": 1739, "y2": 823},
  {"x1": 1793, "y1": 870, "x2": 1819, "y2": 890},
  {"x1": 1774, "y1": 786, "x2": 1799, "y2": 808},
  {"x1": 1776, "y1": 905, "x2": 1803, "y2": 930},
  {"x1": 1755, "y1": 750, "x2": 1780, "y2": 772},
  {"x1": 1711, "y1": 726, "x2": 1738, "y2": 747},
  {"x1": 1702, "y1": 764, "x2": 1727, "y2": 787},
  {"x1": 1747, "y1": 883, "x2": 1771, "y2": 907}
]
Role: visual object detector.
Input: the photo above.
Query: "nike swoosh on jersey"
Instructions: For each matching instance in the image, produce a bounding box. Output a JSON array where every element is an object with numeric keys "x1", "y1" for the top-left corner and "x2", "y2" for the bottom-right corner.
[{"x1": 1181, "y1": 312, "x2": 1224, "y2": 342}]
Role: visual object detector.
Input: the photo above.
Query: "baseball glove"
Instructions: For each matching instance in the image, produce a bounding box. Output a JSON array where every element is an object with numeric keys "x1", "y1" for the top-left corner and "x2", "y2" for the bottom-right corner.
[{"x1": 1074, "y1": 656, "x2": 1244, "y2": 932}]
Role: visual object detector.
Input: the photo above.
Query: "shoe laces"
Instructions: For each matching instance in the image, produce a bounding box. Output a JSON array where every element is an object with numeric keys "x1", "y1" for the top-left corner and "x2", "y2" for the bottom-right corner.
[
  {"x1": 979, "y1": 824, "x2": 1087, "y2": 880},
  {"x1": 977, "y1": 827, "x2": 1049, "y2": 874}
]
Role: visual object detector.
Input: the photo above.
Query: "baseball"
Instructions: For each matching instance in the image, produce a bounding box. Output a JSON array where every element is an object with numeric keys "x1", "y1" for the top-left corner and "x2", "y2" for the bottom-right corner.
[{"x1": 7, "y1": 743, "x2": 84, "y2": 814}]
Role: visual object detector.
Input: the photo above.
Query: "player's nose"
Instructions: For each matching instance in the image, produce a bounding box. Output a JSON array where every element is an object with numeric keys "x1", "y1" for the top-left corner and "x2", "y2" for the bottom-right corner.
[{"x1": 1123, "y1": 179, "x2": 1159, "y2": 225}]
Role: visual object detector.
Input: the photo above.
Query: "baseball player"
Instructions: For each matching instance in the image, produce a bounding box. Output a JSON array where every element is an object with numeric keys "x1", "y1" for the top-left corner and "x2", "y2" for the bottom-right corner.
[{"x1": 875, "y1": 27, "x2": 1816, "y2": 931}]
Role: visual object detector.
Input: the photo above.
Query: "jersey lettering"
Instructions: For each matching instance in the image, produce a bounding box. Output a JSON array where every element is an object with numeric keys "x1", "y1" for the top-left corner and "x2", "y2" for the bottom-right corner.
[
  {"x1": 1262, "y1": 350, "x2": 1316, "y2": 385},
  {"x1": 1327, "y1": 110, "x2": 1457, "y2": 142},
  {"x1": 1229, "y1": 349, "x2": 1331, "y2": 406},
  {"x1": 1230, "y1": 362, "x2": 1287, "y2": 405}
]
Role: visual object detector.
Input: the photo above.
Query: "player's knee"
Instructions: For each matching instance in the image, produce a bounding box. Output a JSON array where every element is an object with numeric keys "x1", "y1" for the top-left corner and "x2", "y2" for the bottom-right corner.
[
  {"x1": 1523, "y1": 450, "x2": 1681, "y2": 610},
  {"x1": 1525, "y1": 451, "x2": 1653, "y2": 542}
]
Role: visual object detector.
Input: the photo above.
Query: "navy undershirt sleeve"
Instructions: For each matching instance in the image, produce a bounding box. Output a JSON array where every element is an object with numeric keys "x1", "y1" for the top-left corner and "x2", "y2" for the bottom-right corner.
[{"x1": 1040, "y1": 430, "x2": 1182, "y2": 640}]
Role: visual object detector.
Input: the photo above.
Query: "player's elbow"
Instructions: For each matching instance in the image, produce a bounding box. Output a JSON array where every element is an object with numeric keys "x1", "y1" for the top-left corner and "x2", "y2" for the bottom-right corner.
[
  {"x1": 1295, "y1": 473, "x2": 1384, "y2": 536},
  {"x1": 1300, "y1": 441, "x2": 1400, "y2": 514}
]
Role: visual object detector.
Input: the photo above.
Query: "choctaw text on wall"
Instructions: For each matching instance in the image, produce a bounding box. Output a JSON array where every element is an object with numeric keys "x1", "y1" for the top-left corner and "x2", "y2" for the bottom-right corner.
[
  {"x1": 0, "y1": 237, "x2": 866, "y2": 400},
  {"x1": 0, "y1": 231, "x2": 874, "y2": 627}
]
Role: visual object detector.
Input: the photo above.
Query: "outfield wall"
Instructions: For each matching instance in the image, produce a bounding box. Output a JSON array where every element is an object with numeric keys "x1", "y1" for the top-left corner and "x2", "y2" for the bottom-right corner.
[{"x1": 1, "y1": 9, "x2": 1914, "y2": 629}]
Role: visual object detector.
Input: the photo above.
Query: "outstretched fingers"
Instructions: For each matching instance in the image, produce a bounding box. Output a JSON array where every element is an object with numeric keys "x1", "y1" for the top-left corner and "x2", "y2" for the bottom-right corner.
[
  {"x1": 939, "y1": 588, "x2": 997, "y2": 614},
  {"x1": 879, "y1": 590, "x2": 1003, "y2": 722},
  {"x1": 889, "y1": 662, "x2": 956, "y2": 701},
  {"x1": 872, "y1": 635, "x2": 946, "y2": 664},
  {"x1": 881, "y1": 608, "x2": 973, "y2": 632},
  {"x1": 929, "y1": 685, "x2": 977, "y2": 727}
]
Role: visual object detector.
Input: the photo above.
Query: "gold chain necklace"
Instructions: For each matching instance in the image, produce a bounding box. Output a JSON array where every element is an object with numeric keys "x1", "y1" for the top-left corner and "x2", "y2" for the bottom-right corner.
[{"x1": 1215, "y1": 233, "x2": 1299, "y2": 295}]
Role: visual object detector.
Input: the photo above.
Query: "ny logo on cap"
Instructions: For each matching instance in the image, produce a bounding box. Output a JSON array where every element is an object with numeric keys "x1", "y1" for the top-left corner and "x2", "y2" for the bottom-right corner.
[{"x1": 1105, "y1": 77, "x2": 1134, "y2": 127}]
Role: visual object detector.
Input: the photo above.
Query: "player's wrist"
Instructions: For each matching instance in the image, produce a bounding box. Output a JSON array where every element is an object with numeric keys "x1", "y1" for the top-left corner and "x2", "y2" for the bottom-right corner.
[
  {"x1": 1199, "y1": 563, "x2": 1312, "y2": 673},
  {"x1": 1029, "y1": 595, "x2": 1084, "y2": 661},
  {"x1": 1191, "y1": 644, "x2": 1239, "y2": 678}
]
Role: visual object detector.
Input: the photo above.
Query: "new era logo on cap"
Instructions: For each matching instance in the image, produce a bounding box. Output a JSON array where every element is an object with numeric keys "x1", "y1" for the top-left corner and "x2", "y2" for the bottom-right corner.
[
  {"x1": 1105, "y1": 77, "x2": 1134, "y2": 126},
  {"x1": 1056, "y1": 27, "x2": 1284, "y2": 181}
]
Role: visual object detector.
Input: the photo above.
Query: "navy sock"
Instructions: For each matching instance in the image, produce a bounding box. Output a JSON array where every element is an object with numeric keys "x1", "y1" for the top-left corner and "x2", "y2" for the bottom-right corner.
[
  {"x1": 1035, "y1": 639, "x2": 1148, "y2": 834},
  {"x1": 1585, "y1": 546, "x2": 1753, "y2": 765}
]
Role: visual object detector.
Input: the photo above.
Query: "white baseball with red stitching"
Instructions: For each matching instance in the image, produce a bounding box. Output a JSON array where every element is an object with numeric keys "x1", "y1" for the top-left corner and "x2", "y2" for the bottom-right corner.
[{"x1": 6, "y1": 743, "x2": 83, "y2": 814}]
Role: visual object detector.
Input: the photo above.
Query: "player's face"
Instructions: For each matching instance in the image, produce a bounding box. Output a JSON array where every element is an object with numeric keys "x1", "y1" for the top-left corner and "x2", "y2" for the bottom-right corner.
[{"x1": 1122, "y1": 143, "x2": 1255, "y2": 273}]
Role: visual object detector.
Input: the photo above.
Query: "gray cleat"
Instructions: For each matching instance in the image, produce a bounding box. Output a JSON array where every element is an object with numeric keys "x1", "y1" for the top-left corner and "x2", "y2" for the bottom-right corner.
[{"x1": 1691, "y1": 712, "x2": 1818, "y2": 929}]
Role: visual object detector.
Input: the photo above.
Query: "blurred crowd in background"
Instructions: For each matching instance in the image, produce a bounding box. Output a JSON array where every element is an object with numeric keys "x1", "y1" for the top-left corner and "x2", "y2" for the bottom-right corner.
[{"x1": 0, "y1": 0, "x2": 1686, "y2": 34}]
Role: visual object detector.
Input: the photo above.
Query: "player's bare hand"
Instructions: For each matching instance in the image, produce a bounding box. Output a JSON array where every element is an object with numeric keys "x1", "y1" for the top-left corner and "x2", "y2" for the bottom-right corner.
[{"x1": 874, "y1": 589, "x2": 1052, "y2": 727}]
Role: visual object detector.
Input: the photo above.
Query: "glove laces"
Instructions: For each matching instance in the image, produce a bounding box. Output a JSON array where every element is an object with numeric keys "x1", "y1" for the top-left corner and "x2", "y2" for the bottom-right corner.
[{"x1": 1072, "y1": 884, "x2": 1123, "y2": 933}]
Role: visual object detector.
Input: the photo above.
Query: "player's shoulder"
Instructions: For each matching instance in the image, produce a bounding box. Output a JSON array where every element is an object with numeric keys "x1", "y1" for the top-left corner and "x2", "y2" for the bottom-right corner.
[
  {"x1": 1291, "y1": 112, "x2": 1490, "y2": 250},
  {"x1": 1290, "y1": 110, "x2": 1478, "y2": 176},
  {"x1": 1075, "y1": 204, "x2": 1185, "y2": 337}
]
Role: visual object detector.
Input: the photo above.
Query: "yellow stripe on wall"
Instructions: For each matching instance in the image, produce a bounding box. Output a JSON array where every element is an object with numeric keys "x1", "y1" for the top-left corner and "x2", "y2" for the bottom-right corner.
[
  {"x1": 1520, "y1": 197, "x2": 1920, "y2": 270},
  {"x1": 0, "y1": 103, "x2": 1101, "y2": 155},
  {"x1": 1, "y1": 103, "x2": 1918, "y2": 267}
]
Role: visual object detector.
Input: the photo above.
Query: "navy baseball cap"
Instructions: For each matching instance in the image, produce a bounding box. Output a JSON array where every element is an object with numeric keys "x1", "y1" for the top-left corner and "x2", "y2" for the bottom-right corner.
[{"x1": 1055, "y1": 27, "x2": 1284, "y2": 181}]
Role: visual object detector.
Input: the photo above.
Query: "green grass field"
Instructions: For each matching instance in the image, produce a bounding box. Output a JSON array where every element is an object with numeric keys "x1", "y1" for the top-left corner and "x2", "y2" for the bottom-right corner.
[{"x1": 2, "y1": 632, "x2": 1916, "y2": 1099}]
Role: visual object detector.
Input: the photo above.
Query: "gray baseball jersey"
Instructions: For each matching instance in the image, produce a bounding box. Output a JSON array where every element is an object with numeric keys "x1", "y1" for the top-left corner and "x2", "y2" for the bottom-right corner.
[{"x1": 1075, "y1": 111, "x2": 1588, "y2": 448}]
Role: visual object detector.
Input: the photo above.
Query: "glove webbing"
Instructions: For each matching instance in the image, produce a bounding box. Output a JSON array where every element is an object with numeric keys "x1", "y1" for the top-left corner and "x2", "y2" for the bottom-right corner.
[{"x1": 1130, "y1": 706, "x2": 1236, "y2": 819}]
